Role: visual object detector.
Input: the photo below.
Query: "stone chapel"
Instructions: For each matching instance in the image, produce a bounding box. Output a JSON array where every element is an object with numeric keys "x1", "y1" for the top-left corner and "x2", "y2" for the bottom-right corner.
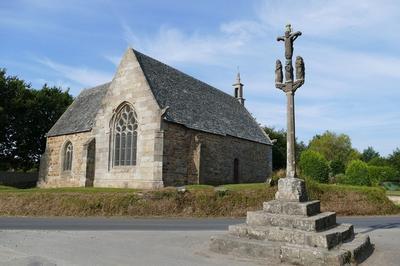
[{"x1": 38, "y1": 48, "x2": 272, "y2": 189}]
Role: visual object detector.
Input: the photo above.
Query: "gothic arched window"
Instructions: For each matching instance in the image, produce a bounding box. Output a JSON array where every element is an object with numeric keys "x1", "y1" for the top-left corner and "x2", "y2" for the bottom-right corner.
[
  {"x1": 113, "y1": 104, "x2": 138, "y2": 166},
  {"x1": 63, "y1": 141, "x2": 73, "y2": 171}
]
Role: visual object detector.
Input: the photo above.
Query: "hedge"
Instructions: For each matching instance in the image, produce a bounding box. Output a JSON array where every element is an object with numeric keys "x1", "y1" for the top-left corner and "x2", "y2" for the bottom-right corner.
[{"x1": 299, "y1": 150, "x2": 330, "y2": 183}]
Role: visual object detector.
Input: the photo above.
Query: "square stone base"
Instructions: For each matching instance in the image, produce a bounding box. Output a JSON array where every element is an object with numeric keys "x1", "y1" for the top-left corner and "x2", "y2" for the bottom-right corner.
[{"x1": 275, "y1": 177, "x2": 308, "y2": 202}]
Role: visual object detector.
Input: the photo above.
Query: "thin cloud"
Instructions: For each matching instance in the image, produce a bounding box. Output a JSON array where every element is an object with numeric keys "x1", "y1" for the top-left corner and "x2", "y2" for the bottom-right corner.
[
  {"x1": 121, "y1": 23, "x2": 258, "y2": 66},
  {"x1": 34, "y1": 57, "x2": 112, "y2": 88},
  {"x1": 257, "y1": 0, "x2": 399, "y2": 37}
]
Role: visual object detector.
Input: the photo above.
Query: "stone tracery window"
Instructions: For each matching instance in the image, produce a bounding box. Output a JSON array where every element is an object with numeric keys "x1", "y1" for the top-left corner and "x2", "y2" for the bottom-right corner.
[
  {"x1": 113, "y1": 104, "x2": 138, "y2": 166},
  {"x1": 63, "y1": 141, "x2": 73, "y2": 171}
]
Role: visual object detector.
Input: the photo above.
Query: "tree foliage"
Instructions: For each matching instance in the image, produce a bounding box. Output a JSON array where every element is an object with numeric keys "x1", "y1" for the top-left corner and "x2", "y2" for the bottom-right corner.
[
  {"x1": 0, "y1": 69, "x2": 73, "y2": 171},
  {"x1": 368, "y1": 156, "x2": 389, "y2": 167},
  {"x1": 299, "y1": 150, "x2": 330, "y2": 183},
  {"x1": 329, "y1": 159, "x2": 345, "y2": 176},
  {"x1": 343, "y1": 160, "x2": 370, "y2": 186},
  {"x1": 264, "y1": 126, "x2": 306, "y2": 171},
  {"x1": 264, "y1": 127, "x2": 286, "y2": 171},
  {"x1": 367, "y1": 165, "x2": 398, "y2": 185},
  {"x1": 361, "y1": 146, "x2": 380, "y2": 163},
  {"x1": 308, "y1": 131, "x2": 359, "y2": 166},
  {"x1": 388, "y1": 148, "x2": 400, "y2": 173}
]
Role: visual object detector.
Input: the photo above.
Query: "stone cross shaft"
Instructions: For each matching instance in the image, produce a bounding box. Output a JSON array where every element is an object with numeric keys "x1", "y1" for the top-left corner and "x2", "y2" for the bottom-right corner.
[{"x1": 275, "y1": 24, "x2": 305, "y2": 178}]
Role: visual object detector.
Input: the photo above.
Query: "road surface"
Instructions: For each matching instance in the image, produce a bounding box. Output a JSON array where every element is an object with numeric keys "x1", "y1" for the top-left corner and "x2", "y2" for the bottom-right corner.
[
  {"x1": 0, "y1": 216, "x2": 398, "y2": 266},
  {"x1": 0, "y1": 216, "x2": 398, "y2": 231}
]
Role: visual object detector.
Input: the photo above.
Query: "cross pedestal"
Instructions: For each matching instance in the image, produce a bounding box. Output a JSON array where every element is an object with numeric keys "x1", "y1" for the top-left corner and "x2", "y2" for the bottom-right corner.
[{"x1": 275, "y1": 177, "x2": 308, "y2": 202}]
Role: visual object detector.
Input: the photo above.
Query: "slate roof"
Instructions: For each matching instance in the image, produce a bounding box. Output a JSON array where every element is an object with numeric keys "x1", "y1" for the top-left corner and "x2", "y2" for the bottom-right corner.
[
  {"x1": 47, "y1": 49, "x2": 271, "y2": 145},
  {"x1": 47, "y1": 83, "x2": 109, "y2": 137},
  {"x1": 133, "y1": 49, "x2": 270, "y2": 144}
]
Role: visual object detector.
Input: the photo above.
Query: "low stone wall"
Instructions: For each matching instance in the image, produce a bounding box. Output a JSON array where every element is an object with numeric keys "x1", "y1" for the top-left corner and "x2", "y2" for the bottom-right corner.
[{"x1": 0, "y1": 171, "x2": 39, "y2": 188}]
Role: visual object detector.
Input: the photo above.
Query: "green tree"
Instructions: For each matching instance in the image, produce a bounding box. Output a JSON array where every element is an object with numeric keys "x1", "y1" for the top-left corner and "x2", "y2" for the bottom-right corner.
[
  {"x1": 361, "y1": 146, "x2": 380, "y2": 162},
  {"x1": 367, "y1": 165, "x2": 398, "y2": 185},
  {"x1": 264, "y1": 127, "x2": 306, "y2": 171},
  {"x1": 308, "y1": 131, "x2": 359, "y2": 166},
  {"x1": 388, "y1": 148, "x2": 400, "y2": 173},
  {"x1": 368, "y1": 156, "x2": 389, "y2": 167},
  {"x1": 343, "y1": 160, "x2": 370, "y2": 186},
  {"x1": 299, "y1": 150, "x2": 330, "y2": 183},
  {"x1": 264, "y1": 127, "x2": 286, "y2": 171},
  {"x1": 329, "y1": 159, "x2": 345, "y2": 175},
  {"x1": 0, "y1": 69, "x2": 73, "y2": 171}
]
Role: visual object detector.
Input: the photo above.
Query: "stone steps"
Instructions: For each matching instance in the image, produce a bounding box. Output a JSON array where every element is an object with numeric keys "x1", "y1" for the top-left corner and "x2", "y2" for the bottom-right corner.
[
  {"x1": 281, "y1": 234, "x2": 373, "y2": 266},
  {"x1": 210, "y1": 234, "x2": 281, "y2": 261},
  {"x1": 210, "y1": 193, "x2": 373, "y2": 265},
  {"x1": 229, "y1": 223, "x2": 354, "y2": 249},
  {"x1": 247, "y1": 210, "x2": 337, "y2": 232},
  {"x1": 210, "y1": 233, "x2": 373, "y2": 266},
  {"x1": 263, "y1": 199, "x2": 320, "y2": 216}
]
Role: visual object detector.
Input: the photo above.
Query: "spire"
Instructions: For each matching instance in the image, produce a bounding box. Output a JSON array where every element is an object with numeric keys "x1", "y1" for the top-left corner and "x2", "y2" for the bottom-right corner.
[
  {"x1": 233, "y1": 70, "x2": 245, "y2": 106},
  {"x1": 236, "y1": 72, "x2": 241, "y2": 84}
]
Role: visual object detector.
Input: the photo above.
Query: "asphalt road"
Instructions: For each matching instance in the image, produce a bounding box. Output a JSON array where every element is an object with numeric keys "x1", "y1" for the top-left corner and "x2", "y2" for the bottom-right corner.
[
  {"x1": 0, "y1": 215, "x2": 398, "y2": 230},
  {"x1": 0, "y1": 216, "x2": 399, "y2": 265}
]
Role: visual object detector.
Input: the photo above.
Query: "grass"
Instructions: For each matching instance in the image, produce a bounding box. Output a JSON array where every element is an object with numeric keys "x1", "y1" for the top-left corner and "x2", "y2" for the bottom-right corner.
[
  {"x1": 184, "y1": 185, "x2": 214, "y2": 191},
  {"x1": 307, "y1": 180, "x2": 399, "y2": 216},
  {"x1": 0, "y1": 186, "x2": 138, "y2": 193},
  {"x1": 0, "y1": 181, "x2": 397, "y2": 217},
  {"x1": 387, "y1": 190, "x2": 400, "y2": 196},
  {"x1": 219, "y1": 183, "x2": 267, "y2": 191}
]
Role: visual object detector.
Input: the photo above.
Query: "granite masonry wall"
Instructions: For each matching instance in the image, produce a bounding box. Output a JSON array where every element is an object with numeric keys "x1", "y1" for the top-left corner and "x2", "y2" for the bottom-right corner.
[
  {"x1": 38, "y1": 132, "x2": 93, "y2": 187},
  {"x1": 89, "y1": 49, "x2": 164, "y2": 189},
  {"x1": 162, "y1": 122, "x2": 272, "y2": 186}
]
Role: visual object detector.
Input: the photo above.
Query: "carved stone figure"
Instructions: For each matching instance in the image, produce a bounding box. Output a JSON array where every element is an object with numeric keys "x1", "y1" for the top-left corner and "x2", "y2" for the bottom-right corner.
[
  {"x1": 284, "y1": 61, "x2": 293, "y2": 82},
  {"x1": 277, "y1": 24, "x2": 302, "y2": 60},
  {"x1": 275, "y1": 60, "x2": 283, "y2": 83},
  {"x1": 295, "y1": 56, "x2": 304, "y2": 80}
]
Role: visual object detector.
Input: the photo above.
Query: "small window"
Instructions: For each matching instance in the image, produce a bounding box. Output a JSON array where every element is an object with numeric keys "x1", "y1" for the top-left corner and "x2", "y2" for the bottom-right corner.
[{"x1": 63, "y1": 141, "x2": 73, "y2": 171}]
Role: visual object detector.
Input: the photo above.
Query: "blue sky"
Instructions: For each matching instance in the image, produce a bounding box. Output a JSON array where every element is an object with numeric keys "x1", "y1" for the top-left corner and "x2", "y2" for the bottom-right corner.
[{"x1": 1, "y1": 0, "x2": 399, "y2": 155}]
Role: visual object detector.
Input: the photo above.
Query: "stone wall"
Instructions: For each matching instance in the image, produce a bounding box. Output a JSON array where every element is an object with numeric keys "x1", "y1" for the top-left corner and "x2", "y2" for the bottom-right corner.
[
  {"x1": 89, "y1": 48, "x2": 164, "y2": 189},
  {"x1": 38, "y1": 132, "x2": 93, "y2": 188},
  {"x1": 162, "y1": 122, "x2": 272, "y2": 186}
]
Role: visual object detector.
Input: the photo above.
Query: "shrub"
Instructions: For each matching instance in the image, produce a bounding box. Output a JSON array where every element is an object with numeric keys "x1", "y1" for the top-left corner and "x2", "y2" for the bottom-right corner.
[
  {"x1": 330, "y1": 160, "x2": 345, "y2": 175},
  {"x1": 333, "y1": 173, "x2": 346, "y2": 184},
  {"x1": 299, "y1": 150, "x2": 330, "y2": 183},
  {"x1": 368, "y1": 166, "x2": 399, "y2": 185},
  {"x1": 368, "y1": 157, "x2": 389, "y2": 167},
  {"x1": 344, "y1": 160, "x2": 370, "y2": 186}
]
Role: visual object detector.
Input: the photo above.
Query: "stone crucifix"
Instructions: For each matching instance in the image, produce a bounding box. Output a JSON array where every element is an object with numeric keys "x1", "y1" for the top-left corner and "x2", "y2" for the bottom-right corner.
[
  {"x1": 275, "y1": 24, "x2": 305, "y2": 178},
  {"x1": 274, "y1": 24, "x2": 307, "y2": 202}
]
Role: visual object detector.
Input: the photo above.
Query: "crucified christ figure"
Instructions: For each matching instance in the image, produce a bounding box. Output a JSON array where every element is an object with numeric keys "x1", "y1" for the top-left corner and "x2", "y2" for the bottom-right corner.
[{"x1": 277, "y1": 24, "x2": 302, "y2": 60}]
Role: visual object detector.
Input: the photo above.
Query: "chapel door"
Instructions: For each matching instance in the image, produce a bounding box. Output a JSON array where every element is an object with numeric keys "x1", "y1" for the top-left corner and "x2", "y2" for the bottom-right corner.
[
  {"x1": 85, "y1": 139, "x2": 96, "y2": 187},
  {"x1": 233, "y1": 158, "x2": 239, "y2": 184}
]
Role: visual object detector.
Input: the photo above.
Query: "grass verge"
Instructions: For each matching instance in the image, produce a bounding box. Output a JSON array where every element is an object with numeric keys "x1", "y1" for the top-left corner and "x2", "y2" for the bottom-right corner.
[
  {"x1": 386, "y1": 190, "x2": 400, "y2": 196},
  {"x1": 307, "y1": 181, "x2": 399, "y2": 216},
  {"x1": 0, "y1": 182, "x2": 397, "y2": 217}
]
